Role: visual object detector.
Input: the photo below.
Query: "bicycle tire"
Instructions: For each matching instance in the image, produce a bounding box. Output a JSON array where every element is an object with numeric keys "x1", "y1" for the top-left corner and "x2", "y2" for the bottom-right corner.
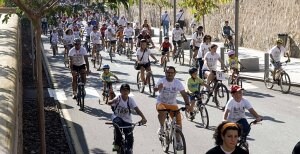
[
  {"x1": 199, "y1": 104, "x2": 209, "y2": 129},
  {"x1": 215, "y1": 83, "x2": 229, "y2": 110},
  {"x1": 179, "y1": 49, "x2": 184, "y2": 65},
  {"x1": 149, "y1": 74, "x2": 156, "y2": 97},
  {"x1": 227, "y1": 75, "x2": 232, "y2": 86},
  {"x1": 280, "y1": 72, "x2": 291, "y2": 94},
  {"x1": 172, "y1": 128, "x2": 186, "y2": 154},
  {"x1": 189, "y1": 49, "x2": 193, "y2": 66},
  {"x1": 136, "y1": 71, "x2": 144, "y2": 93},
  {"x1": 238, "y1": 141, "x2": 249, "y2": 153},
  {"x1": 264, "y1": 70, "x2": 274, "y2": 89}
]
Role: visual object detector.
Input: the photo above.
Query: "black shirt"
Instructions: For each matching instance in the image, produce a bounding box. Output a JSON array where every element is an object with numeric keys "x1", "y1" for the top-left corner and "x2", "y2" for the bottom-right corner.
[{"x1": 206, "y1": 146, "x2": 249, "y2": 154}]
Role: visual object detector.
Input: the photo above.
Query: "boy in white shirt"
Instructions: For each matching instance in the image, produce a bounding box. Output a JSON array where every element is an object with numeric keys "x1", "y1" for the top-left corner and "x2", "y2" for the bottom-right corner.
[{"x1": 123, "y1": 22, "x2": 134, "y2": 51}]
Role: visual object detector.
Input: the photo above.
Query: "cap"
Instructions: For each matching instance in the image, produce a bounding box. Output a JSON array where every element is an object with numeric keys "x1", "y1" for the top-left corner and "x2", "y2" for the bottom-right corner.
[
  {"x1": 120, "y1": 84, "x2": 130, "y2": 91},
  {"x1": 231, "y1": 85, "x2": 244, "y2": 93}
]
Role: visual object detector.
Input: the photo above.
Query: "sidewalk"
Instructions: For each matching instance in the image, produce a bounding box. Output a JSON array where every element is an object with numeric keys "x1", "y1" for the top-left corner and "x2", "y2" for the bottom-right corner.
[{"x1": 151, "y1": 28, "x2": 300, "y2": 86}]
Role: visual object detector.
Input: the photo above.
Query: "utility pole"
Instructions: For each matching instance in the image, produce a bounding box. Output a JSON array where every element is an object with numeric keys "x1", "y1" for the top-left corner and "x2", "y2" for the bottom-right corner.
[
  {"x1": 173, "y1": 0, "x2": 176, "y2": 26},
  {"x1": 235, "y1": 0, "x2": 239, "y2": 58},
  {"x1": 139, "y1": 0, "x2": 142, "y2": 25}
]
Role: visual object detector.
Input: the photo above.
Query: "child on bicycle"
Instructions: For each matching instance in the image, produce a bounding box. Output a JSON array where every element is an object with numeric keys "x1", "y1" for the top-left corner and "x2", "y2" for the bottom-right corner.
[
  {"x1": 227, "y1": 50, "x2": 244, "y2": 84},
  {"x1": 223, "y1": 85, "x2": 262, "y2": 137},
  {"x1": 101, "y1": 64, "x2": 119, "y2": 99},
  {"x1": 186, "y1": 67, "x2": 210, "y2": 120},
  {"x1": 107, "y1": 84, "x2": 147, "y2": 152},
  {"x1": 159, "y1": 36, "x2": 172, "y2": 65}
]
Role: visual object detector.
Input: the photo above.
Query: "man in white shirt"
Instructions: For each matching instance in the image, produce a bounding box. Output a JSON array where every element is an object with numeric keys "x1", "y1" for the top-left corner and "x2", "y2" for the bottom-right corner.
[
  {"x1": 90, "y1": 26, "x2": 103, "y2": 62},
  {"x1": 105, "y1": 27, "x2": 117, "y2": 55},
  {"x1": 123, "y1": 22, "x2": 134, "y2": 50},
  {"x1": 118, "y1": 15, "x2": 127, "y2": 27},
  {"x1": 269, "y1": 39, "x2": 290, "y2": 81},
  {"x1": 172, "y1": 23, "x2": 186, "y2": 58},
  {"x1": 176, "y1": 9, "x2": 185, "y2": 29},
  {"x1": 191, "y1": 26, "x2": 204, "y2": 62},
  {"x1": 161, "y1": 11, "x2": 171, "y2": 37}
]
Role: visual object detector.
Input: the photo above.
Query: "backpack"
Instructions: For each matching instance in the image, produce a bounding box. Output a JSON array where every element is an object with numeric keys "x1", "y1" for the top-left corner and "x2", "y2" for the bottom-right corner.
[{"x1": 112, "y1": 96, "x2": 131, "y2": 114}]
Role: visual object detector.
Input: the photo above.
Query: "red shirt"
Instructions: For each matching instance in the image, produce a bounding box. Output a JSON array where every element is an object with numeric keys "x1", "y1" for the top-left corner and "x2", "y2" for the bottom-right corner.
[{"x1": 162, "y1": 42, "x2": 171, "y2": 49}]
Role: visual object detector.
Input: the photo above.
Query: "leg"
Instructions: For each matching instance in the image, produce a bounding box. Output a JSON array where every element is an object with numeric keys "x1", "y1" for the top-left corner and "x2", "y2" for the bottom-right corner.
[
  {"x1": 71, "y1": 70, "x2": 78, "y2": 96},
  {"x1": 198, "y1": 59, "x2": 204, "y2": 79},
  {"x1": 124, "y1": 127, "x2": 134, "y2": 151},
  {"x1": 140, "y1": 66, "x2": 146, "y2": 84},
  {"x1": 237, "y1": 118, "x2": 250, "y2": 137}
]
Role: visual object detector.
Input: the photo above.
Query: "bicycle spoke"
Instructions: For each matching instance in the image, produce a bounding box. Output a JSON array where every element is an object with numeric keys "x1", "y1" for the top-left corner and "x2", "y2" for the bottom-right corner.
[
  {"x1": 173, "y1": 128, "x2": 186, "y2": 154},
  {"x1": 280, "y1": 72, "x2": 291, "y2": 93}
]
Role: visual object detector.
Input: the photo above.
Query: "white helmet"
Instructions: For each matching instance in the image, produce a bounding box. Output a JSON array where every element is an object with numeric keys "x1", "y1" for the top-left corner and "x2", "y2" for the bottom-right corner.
[{"x1": 228, "y1": 50, "x2": 235, "y2": 56}]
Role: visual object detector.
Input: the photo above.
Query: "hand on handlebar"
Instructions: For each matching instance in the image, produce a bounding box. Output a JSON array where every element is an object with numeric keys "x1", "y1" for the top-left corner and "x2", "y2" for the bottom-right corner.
[{"x1": 139, "y1": 118, "x2": 147, "y2": 125}]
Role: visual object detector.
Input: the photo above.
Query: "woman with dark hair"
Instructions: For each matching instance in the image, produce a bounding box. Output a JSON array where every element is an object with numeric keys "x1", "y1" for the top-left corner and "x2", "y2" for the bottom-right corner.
[{"x1": 206, "y1": 121, "x2": 248, "y2": 154}]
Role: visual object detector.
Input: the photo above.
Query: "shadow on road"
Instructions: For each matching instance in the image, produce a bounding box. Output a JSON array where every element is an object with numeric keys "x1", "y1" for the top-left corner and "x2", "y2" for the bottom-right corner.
[
  {"x1": 91, "y1": 148, "x2": 108, "y2": 154},
  {"x1": 83, "y1": 105, "x2": 112, "y2": 121},
  {"x1": 244, "y1": 90, "x2": 274, "y2": 98}
]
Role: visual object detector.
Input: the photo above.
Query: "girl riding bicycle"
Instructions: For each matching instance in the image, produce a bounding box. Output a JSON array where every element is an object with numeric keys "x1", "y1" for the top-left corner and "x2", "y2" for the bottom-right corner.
[
  {"x1": 227, "y1": 50, "x2": 244, "y2": 84},
  {"x1": 101, "y1": 64, "x2": 119, "y2": 100},
  {"x1": 107, "y1": 84, "x2": 147, "y2": 152}
]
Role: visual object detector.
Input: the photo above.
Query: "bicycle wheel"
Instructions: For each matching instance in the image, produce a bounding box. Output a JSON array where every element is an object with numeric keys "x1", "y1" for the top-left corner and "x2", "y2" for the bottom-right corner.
[
  {"x1": 264, "y1": 70, "x2": 274, "y2": 89},
  {"x1": 280, "y1": 72, "x2": 291, "y2": 94},
  {"x1": 215, "y1": 83, "x2": 229, "y2": 110},
  {"x1": 227, "y1": 75, "x2": 232, "y2": 86},
  {"x1": 136, "y1": 72, "x2": 144, "y2": 93},
  {"x1": 199, "y1": 104, "x2": 209, "y2": 129},
  {"x1": 172, "y1": 128, "x2": 186, "y2": 154},
  {"x1": 178, "y1": 50, "x2": 184, "y2": 65},
  {"x1": 148, "y1": 73, "x2": 156, "y2": 97},
  {"x1": 189, "y1": 49, "x2": 193, "y2": 66}
]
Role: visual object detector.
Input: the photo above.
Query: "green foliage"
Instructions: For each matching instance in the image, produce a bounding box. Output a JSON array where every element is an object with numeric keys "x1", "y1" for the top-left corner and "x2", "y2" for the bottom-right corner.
[
  {"x1": 143, "y1": 0, "x2": 172, "y2": 8},
  {"x1": 179, "y1": 0, "x2": 232, "y2": 21},
  {"x1": 2, "y1": 7, "x2": 23, "y2": 23}
]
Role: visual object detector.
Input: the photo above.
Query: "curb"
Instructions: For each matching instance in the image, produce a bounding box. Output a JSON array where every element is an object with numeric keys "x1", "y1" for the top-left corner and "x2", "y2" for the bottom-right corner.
[{"x1": 239, "y1": 75, "x2": 300, "y2": 88}]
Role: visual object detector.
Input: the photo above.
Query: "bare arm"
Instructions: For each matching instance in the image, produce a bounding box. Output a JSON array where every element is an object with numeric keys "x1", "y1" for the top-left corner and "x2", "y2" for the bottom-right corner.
[
  {"x1": 223, "y1": 109, "x2": 230, "y2": 121},
  {"x1": 134, "y1": 107, "x2": 147, "y2": 124},
  {"x1": 248, "y1": 108, "x2": 262, "y2": 121},
  {"x1": 180, "y1": 90, "x2": 190, "y2": 106},
  {"x1": 84, "y1": 55, "x2": 90, "y2": 74}
]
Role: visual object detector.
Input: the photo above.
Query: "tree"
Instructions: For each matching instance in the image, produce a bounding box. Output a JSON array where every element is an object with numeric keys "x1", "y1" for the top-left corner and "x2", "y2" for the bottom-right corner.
[
  {"x1": 179, "y1": 0, "x2": 232, "y2": 31},
  {"x1": 9, "y1": 0, "x2": 59, "y2": 153}
]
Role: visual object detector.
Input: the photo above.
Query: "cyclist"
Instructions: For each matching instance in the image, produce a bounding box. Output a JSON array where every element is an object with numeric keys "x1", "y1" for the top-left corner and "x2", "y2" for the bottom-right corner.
[
  {"x1": 105, "y1": 27, "x2": 117, "y2": 56},
  {"x1": 227, "y1": 50, "x2": 244, "y2": 84},
  {"x1": 186, "y1": 67, "x2": 210, "y2": 120},
  {"x1": 222, "y1": 21, "x2": 234, "y2": 45},
  {"x1": 203, "y1": 44, "x2": 226, "y2": 85},
  {"x1": 73, "y1": 25, "x2": 81, "y2": 39},
  {"x1": 154, "y1": 66, "x2": 190, "y2": 150},
  {"x1": 136, "y1": 39, "x2": 158, "y2": 85},
  {"x1": 83, "y1": 22, "x2": 93, "y2": 51},
  {"x1": 223, "y1": 85, "x2": 262, "y2": 138},
  {"x1": 116, "y1": 25, "x2": 125, "y2": 53},
  {"x1": 63, "y1": 29, "x2": 74, "y2": 57},
  {"x1": 118, "y1": 15, "x2": 127, "y2": 27},
  {"x1": 100, "y1": 23, "x2": 107, "y2": 48},
  {"x1": 123, "y1": 22, "x2": 134, "y2": 51},
  {"x1": 191, "y1": 26, "x2": 204, "y2": 61},
  {"x1": 141, "y1": 19, "x2": 151, "y2": 34},
  {"x1": 90, "y1": 26, "x2": 103, "y2": 64},
  {"x1": 197, "y1": 35, "x2": 212, "y2": 79},
  {"x1": 136, "y1": 28, "x2": 155, "y2": 48},
  {"x1": 68, "y1": 38, "x2": 90, "y2": 99},
  {"x1": 172, "y1": 23, "x2": 186, "y2": 58},
  {"x1": 101, "y1": 64, "x2": 119, "y2": 99},
  {"x1": 206, "y1": 121, "x2": 248, "y2": 154},
  {"x1": 159, "y1": 36, "x2": 172, "y2": 65},
  {"x1": 133, "y1": 21, "x2": 140, "y2": 43},
  {"x1": 269, "y1": 39, "x2": 291, "y2": 81},
  {"x1": 107, "y1": 84, "x2": 147, "y2": 152}
]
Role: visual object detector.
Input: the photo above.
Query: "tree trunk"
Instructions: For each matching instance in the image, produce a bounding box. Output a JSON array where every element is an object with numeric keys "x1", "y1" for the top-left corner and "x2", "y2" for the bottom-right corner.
[{"x1": 32, "y1": 17, "x2": 46, "y2": 154}]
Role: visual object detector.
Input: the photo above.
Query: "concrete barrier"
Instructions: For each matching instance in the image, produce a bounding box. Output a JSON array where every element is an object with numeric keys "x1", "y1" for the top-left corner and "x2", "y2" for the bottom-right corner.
[
  {"x1": 240, "y1": 57, "x2": 260, "y2": 72},
  {"x1": 0, "y1": 13, "x2": 22, "y2": 154}
]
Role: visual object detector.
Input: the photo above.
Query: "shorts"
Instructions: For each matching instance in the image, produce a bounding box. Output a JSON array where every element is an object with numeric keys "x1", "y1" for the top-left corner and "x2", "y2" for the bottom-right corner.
[
  {"x1": 156, "y1": 103, "x2": 182, "y2": 127},
  {"x1": 271, "y1": 61, "x2": 281, "y2": 69},
  {"x1": 94, "y1": 44, "x2": 103, "y2": 52},
  {"x1": 65, "y1": 44, "x2": 73, "y2": 50},
  {"x1": 162, "y1": 51, "x2": 169, "y2": 56},
  {"x1": 138, "y1": 62, "x2": 150, "y2": 69},
  {"x1": 172, "y1": 40, "x2": 182, "y2": 47},
  {"x1": 71, "y1": 64, "x2": 86, "y2": 72},
  {"x1": 124, "y1": 38, "x2": 133, "y2": 43},
  {"x1": 110, "y1": 40, "x2": 117, "y2": 45},
  {"x1": 189, "y1": 91, "x2": 200, "y2": 101},
  {"x1": 190, "y1": 45, "x2": 200, "y2": 50}
]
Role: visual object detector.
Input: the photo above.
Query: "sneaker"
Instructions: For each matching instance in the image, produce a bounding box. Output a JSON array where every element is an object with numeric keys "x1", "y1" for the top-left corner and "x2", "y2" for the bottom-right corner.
[
  {"x1": 112, "y1": 144, "x2": 119, "y2": 151},
  {"x1": 176, "y1": 142, "x2": 184, "y2": 151},
  {"x1": 157, "y1": 127, "x2": 164, "y2": 135},
  {"x1": 72, "y1": 94, "x2": 77, "y2": 99}
]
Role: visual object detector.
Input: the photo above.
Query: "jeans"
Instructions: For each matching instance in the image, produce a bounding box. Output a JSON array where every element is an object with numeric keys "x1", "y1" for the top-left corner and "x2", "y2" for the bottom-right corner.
[
  {"x1": 198, "y1": 58, "x2": 204, "y2": 79},
  {"x1": 113, "y1": 117, "x2": 134, "y2": 150},
  {"x1": 237, "y1": 118, "x2": 250, "y2": 137},
  {"x1": 162, "y1": 21, "x2": 169, "y2": 36}
]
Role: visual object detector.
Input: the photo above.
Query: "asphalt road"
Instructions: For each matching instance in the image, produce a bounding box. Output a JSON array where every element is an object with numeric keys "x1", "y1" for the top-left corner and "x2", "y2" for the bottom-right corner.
[{"x1": 43, "y1": 36, "x2": 300, "y2": 154}]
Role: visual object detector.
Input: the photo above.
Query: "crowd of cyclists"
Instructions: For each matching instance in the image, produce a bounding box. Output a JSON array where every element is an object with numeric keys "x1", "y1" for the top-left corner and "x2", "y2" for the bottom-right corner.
[{"x1": 43, "y1": 7, "x2": 296, "y2": 154}]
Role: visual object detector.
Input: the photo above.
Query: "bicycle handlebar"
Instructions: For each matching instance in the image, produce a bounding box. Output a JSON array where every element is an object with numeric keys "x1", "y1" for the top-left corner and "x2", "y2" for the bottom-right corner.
[{"x1": 249, "y1": 119, "x2": 263, "y2": 126}]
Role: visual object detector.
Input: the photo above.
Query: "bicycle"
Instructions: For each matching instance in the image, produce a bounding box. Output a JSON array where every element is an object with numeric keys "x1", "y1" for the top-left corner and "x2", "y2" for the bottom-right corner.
[
  {"x1": 264, "y1": 61, "x2": 291, "y2": 94},
  {"x1": 99, "y1": 80, "x2": 117, "y2": 105},
  {"x1": 227, "y1": 67, "x2": 246, "y2": 88},
  {"x1": 125, "y1": 40, "x2": 133, "y2": 60},
  {"x1": 105, "y1": 121, "x2": 145, "y2": 154},
  {"x1": 117, "y1": 41, "x2": 125, "y2": 55},
  {"x1": 136, "y1": 61, "x2": 157, "y2": 97},
  {"x1": 238, "y1": 119, "x2": 262, "y2": 152},
  {"x1": 173, "y1": 44, "x2": 185, "y2": 65},
  {"x1": 185, "y1": 92, "x2": 209, "y2": 128},
  {"x1": 202, "y1": 70, "x2": 229, "y2": 110},
  {"x1": 64, "y1": 44, "x2": 73, "y2": 68},
  {"x1": 83, "y1": 36, "x2": 91, "y2": 54},
  {"x1": 158, "y1": 107, "x2": 187, "y2": 154},
  {"x1": 75, "y1": 69, "x2": 86, "y2": 111}
]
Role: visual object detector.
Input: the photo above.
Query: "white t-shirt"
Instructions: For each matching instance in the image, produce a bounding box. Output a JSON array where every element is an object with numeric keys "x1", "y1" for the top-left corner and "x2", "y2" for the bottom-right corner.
[
  {"x1": 112, "y1": 95, "x2": 137, "y2": 123},
  {"x1": 105, "y1": 29, "x2": 117, "y2": 41},
  {"x1": 63, "y1": 34, "x2": 74, "y2": 45},
  {"x1": 73, "y1": 30, "x2": 81, "y2": 39},
  {"x1": 204, "y1": 52, "x2": 220, "y2": 71},
  {"x1": 198, "y1": 43, "x2": 211, "y2": 58},
  {"x1": 90, "y1": 31, "x2": 102, "y2": 44},
  {"x1": 118, "y1": 18, "x2": 127, "y2": 27},
  {"x1": 84, "y1": 25, "x2": 93, "y2": 36},
  {"x1": 172, "y1": 28, "x2": 184, "y2": 41},
  {"x1": 225, "y1": 97, "x2": 253, "y2": 122},
  {"x1": 123, "y1": 27, "x2": 134, "y2": 38},
  {"x1": 51, "y1": 32, "x2": 59, "y2": 44},
  {"x1": 190, "y1": 32, "x2": 204, "y2": 47},
  {"x1": 136, "y1": 48, "x2": 152, "y2": 64},
  {"x1": 269, "y1": 46, "x2": 286, "y2": 62},
  {"x1": 156, "y1": 78, "x2": 185, "y2": 105},
  {"x1": 68, "y1": 47, "x2": 88, "y2": 66},
  {"x1": 176, "y1": 12, "x2": 184, "y2": 21}
]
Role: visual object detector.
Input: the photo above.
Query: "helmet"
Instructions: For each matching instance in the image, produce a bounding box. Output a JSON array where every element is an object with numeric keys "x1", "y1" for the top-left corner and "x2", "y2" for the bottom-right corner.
[
  {"x1": 175, "y1": 23, "x2": 180, "y2": 27},
  {"x1": 164, "y1": 36, "x2": 169, "y2": 39},
  {"x1": 276, "y1": 39, "x2": 283, "y2": 44},
  {"x1": 120, "y1": 84, "x2": 130, "y2": 92},
  {"x1": 228, "y1": 50, "x2": 235, "y2": 56},
  {"x1": 102, "y1": 64, "x2": 110, "y2": 69},
  {"x1": 188, "y1": 67, "x2": 198, "y2": 75},
  {"x1": 140, "y1": 39, "x2": 147, "y2": 43},
  {"x1": 73, "y1": 38, "x2": 81, "y2": 44}
]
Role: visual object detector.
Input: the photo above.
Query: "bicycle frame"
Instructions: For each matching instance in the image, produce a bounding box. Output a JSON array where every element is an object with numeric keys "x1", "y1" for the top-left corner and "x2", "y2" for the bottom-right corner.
[{"x1": 76, "y1": 69, "x2": 86, "y2": 111}]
